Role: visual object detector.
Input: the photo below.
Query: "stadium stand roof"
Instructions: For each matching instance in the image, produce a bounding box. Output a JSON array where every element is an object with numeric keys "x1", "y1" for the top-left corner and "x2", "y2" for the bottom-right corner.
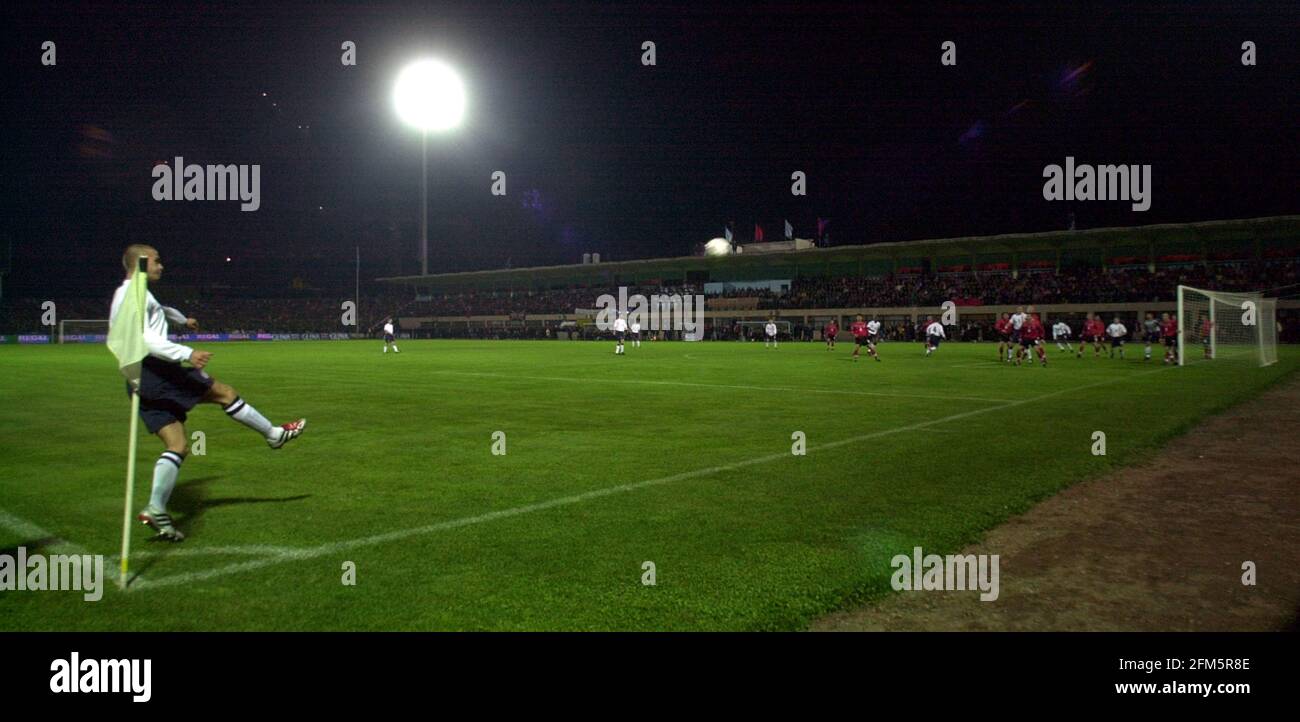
[{"x1": 377, "y1": 215, "x2": 1300, "y2": 292}]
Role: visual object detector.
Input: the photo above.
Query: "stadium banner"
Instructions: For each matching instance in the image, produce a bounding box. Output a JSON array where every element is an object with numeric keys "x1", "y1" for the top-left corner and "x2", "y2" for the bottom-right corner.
[
  {"x1": 17, "y1": 334, "x2": 51, "y2": 344},
  {"x1": 704, "y1": 279, "x2": 791, "y2": 295}
]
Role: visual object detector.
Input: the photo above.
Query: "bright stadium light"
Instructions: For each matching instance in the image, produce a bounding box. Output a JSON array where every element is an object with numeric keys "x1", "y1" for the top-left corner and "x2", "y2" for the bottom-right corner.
[
  {"x1": 704, "y1": 238, "x2": 732, "y2": 257},
  {"x1": 393, "y1": 59, "x2": 466, "y2": 132},
  {"x1": 393, "y1": 58, "x2": 467, "y2": 275}
]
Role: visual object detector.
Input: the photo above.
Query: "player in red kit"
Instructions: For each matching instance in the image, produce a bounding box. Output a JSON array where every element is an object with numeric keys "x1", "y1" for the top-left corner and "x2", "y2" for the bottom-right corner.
[
  {"x1": 1161, "y1": 312, "x2": 1179, "y2": 364},
  {"x1": 994, "y1": 313, "x2": 1012, "y2": 362},
  {"x1": 824, "y1": 319, "x2": 839, "y2": 351},
  {"x1": 1199, "y1": 316, "x2": 1214, "y2": 359},
  {"x1": 850, "y1": 315, "x2": 877, "y2": 361},
  {"x1": 1078, "y1": 313, "x2": 1105, "y2": 358},
  {"x1": 1017, "y1": 313, "x2": 1048, "y2": 366}
]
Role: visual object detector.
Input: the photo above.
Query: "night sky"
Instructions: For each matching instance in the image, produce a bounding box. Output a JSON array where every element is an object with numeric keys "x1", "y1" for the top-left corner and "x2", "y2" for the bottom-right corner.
[{"x1": 2, "y1": 1, "x2": 1297, "y2": 296}]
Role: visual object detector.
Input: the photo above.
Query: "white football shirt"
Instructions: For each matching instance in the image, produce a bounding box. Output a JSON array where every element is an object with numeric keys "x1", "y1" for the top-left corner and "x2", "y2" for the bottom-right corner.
[
  {"x1": 1107, "y1": 322, "x2": 1127, "y2": 338},
  {"x1": 765, "y1": 323, "x2": 777, "y2": 337},
  {"x1": 383, "y1": 322, "x2": 394, "y2": 335},
  {"x1": 108, "y1": 278, "x2": 194, "y2": 363},
  {"x1": 866, "y1": 320, "x2": 881, "y2": 335}
]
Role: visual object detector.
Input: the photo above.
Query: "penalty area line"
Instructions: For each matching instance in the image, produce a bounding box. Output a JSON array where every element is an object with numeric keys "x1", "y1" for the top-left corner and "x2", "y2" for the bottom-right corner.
[{"x1": 132, "y1": 368, "x2": 1167, "y2": 592}]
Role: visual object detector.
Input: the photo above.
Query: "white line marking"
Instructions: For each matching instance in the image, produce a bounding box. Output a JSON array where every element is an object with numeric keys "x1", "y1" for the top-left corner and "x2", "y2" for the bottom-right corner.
[
  {"x1": 0, "y1": 509, "x2": 90, "y2": 556},
  {"x1": 427, "y1": 369, "x2": 1014, "y2": 404},
  {"x1": 107, "y1": 544, "x2": 306, "y2": 562},
  {"x1": 133, "y1": 368, "x2": 1166, "y2": 591}
]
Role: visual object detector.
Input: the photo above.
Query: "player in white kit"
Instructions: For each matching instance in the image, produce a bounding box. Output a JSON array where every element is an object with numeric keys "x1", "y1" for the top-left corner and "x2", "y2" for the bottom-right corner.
[
  {"x1": 1007, "y1": 306, "x2": 1027, "y2": 362},
  {"x1": 1106, "y1": 317, "x2": 1128, "y2": 359},
  {"x1": 1052, "y1": 320, "x2": 1072, "y2": 353},
  {"x1": 924, "y1": 317, "x2": 945, "y2": 356},
  {"x1": 613, "y1": 314, "x2": 628, "y2": 354},
  {"x1": 764, "y1": 319, "x2": 778, "y2": 348},
  {"x1": 382, "y1": 318, "x2": 399, "y2": 353}
]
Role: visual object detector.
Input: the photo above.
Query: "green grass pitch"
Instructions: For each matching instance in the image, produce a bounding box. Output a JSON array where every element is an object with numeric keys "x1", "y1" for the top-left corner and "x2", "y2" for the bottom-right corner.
[{"x1": 1, "y1": 339, "x2": 1296, "y2": 630}]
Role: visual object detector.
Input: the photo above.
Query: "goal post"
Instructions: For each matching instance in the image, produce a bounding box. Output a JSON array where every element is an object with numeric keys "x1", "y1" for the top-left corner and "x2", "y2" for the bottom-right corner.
[
  {"x1": 58, "y1": 319, "x2": 111, "y2": 344},
  {"x1": 1176, "y1": 285, "x2": 1276, "y2": 367}
]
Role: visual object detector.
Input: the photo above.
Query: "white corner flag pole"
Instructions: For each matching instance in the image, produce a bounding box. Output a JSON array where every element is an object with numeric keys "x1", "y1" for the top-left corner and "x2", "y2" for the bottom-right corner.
[
  {"x1": 118, "y1": 256, "x2": 148, "y2": 590},
  {"x1": 119, "y1": 379, "x2": 142, "y2": 589}
]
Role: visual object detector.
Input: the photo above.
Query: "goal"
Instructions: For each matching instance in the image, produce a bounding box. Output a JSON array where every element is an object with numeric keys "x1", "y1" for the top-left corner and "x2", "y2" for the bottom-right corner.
[
  {"x1": 1176, "y1": 285, "x2": 1277, "y2": 367},
  {"x1": 58, "y1": 319, "x2": 110, "y2": 344}
]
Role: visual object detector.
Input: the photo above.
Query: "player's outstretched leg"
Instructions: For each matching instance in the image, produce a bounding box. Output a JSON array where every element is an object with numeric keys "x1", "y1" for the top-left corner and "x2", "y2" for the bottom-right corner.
[
  {"x1": 203, "y1": 381, "x2": 305, "y2": 449},
  {"x1": 137, "y1": 421, "x2": 188, "y2": 542}
]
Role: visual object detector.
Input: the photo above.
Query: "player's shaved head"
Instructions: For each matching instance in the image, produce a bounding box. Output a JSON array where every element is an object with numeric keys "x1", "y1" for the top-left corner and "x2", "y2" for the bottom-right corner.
[{"x1": 122, "y1": 244, "x2": 158, "y2": 273}]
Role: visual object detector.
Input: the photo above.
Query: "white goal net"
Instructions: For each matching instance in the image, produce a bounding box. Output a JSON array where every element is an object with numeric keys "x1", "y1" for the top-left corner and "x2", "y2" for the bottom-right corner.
[
  {"x1": 58, "y1": 319, "x2": 110, "y2": 344},
  {"x1": 1176, "y1": 285, "x2": 1277, "y2": 367}
]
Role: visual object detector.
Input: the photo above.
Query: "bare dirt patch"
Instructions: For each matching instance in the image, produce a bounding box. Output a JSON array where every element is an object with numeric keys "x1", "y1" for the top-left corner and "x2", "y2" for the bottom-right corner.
[{"x1": 813, "y1": 375, "x2": 1300, "y2": 631}]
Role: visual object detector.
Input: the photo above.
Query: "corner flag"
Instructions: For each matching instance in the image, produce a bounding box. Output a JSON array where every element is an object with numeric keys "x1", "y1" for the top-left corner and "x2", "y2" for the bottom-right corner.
[
  {"x1": 107, "y1": 259, "x2": 149, "y2": 387},
  {"x1": 107, "y1": 256, "x2": 149, "y2": 589}
]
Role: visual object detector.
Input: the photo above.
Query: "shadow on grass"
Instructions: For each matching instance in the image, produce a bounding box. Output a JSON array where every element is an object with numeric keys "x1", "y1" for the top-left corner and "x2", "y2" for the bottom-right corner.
[{"x1": 128, "y1": 476, "x2": 310, "y2": 578}]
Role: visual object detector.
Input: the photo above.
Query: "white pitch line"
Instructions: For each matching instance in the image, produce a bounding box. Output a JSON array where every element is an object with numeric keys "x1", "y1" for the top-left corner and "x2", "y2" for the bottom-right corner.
[
  {"x1": 0, "y1": 508, "x2": 90, "y2": 556},
  {"x1": 132, "y1": 368, "x2": 1166, "y2": 592},
  {"x1": 107, "y1": 544, "x2": 306, "y2": 562},
  {"x1": 427, "y1": 369, "x2": 1015, "y2": 404}
]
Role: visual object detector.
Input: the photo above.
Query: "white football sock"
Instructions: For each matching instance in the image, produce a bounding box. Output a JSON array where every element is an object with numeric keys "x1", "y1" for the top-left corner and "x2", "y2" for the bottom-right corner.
[
  {"x1": 149, "y1": 451, "x2": 184, "y2": 512},
  {"x1": 224, "y1": 396, "x2": 277, "y2": 440}
]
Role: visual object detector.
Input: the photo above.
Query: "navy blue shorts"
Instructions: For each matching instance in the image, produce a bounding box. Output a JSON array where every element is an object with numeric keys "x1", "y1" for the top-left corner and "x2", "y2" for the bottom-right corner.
[
  {"x1": 126, "y1": 357, "x2": 214, "y2": 434},
  {"x1": 1145, "y1": 331, "x2": 1160, "y2": 343},
  {"x1": 1111, "y1": 337, "x2": 1124, "y2": 347},
  {"x1": 928, "y1": 336, "x2": 942, "y2": 347},
  {"x1": 384, "y1": 333, "x2": 394, "y2": 343}
]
